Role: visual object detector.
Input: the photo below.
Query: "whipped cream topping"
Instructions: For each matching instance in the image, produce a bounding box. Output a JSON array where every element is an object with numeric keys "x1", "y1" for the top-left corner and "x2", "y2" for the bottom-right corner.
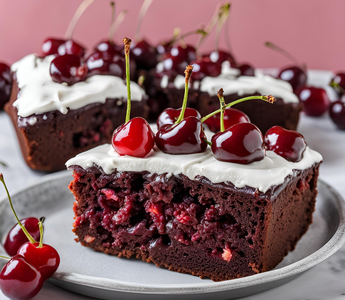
[
  {"x1": 11, "y1": 54, "x2": 145, "y2": 118},
  {"x1": 164, "y1": 61, "x2": 299, "y2": 103},
  {"x1": 66, "y1": 128, "x2": 322, "y2": 193}
]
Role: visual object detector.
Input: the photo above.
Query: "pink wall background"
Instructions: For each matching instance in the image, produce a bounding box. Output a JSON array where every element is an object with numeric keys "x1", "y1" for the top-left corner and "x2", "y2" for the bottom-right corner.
[{"x1": 0, "y1": 0, "x2": 344, "y2": 71}]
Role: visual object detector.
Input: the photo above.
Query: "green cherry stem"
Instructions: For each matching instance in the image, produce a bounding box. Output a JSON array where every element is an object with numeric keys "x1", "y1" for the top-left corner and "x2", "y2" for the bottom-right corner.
[
  {"x1": 0, "y1": 173, "x2": 36, "y2": 244},
  {"x1": 217, "y1": 88, "x2": 226, "y2": 132},
  {"x1": 0, "y1": 161, "x2": 7, "y2": 167},
  {"x1": 123, "y1": 37, "x2": 132, "y2": 123},
  {"x1": 201, "y1": 95, "x2": 276, "y2": 123},
  {"x1": 38, "y1": 217, "x2": 45, "y2": 248},
  {"x1": 135, "y1": 0, "x2": 153, "y2": 42},
  {"x1": 108, "y1": 2, "x2": 115, "y2": 44},
  {"x1": 0, "y1": 255, "x2": 10, "y2": 260},
  {"x1": 175, "y1": 65, "x2": 193, "y2": 124},
  {"x1": 215, "y1": 3, "x2": 230, "y2": 52},
  {"x1": 330, "y1": 81, "x2": 345, "y2": 94}
]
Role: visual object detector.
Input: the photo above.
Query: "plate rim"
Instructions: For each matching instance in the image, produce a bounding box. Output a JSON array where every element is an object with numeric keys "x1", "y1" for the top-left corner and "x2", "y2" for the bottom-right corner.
[{"x1": 1, "y1": 170, "x2": 345, "y2": 294}]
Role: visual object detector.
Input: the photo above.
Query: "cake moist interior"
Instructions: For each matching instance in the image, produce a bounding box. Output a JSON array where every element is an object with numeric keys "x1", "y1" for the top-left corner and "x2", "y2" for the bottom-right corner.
[{"x1": 69, "y1": 164, "x2": 319, "y2": 281}]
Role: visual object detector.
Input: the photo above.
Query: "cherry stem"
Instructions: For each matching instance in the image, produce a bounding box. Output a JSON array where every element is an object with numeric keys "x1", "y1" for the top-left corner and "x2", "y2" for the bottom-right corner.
[
  {"x1": 217, "y1": 89, "x2": 226, "y2": 132},
  {"x1": 330, "y1": 81, "x2": 345, "y2": 94},
  {"x1": 135, "y1": 0, "x2": 153, "y2": 42},
  {"x1": 175, "y1": 65, "x2": 193, "y2": 124},
  {"x1": 223, "y1": 6, "x2": 232, "y2": 52},
  {"x1": 65, "y1": 0, "x2": 94, "y2": 40},
  {"x1": 110, "y1": 9, "x2": 128, "y2": 41},
  {"x1": 38, "y1": 217, "x2": 45, "y2": 248},
  {"x1": 123, "y1": 37, "x2": 132, "y2": 123},
  {"x1": 0, "y1": 174, "x2": 36, "y2": 244},
  {"x1": 201, "y1": 95, "x2": 276, "y2": 123},
  {"x1": 138, "y1": 74, "x2": 145, "y2": 88},
  {"x1": 0, "y1": 255, "x2": 10, "y2": 260},
  {"x1": 265, "y1": 41, "x2": 306, "y2": 71},
  {"x1": 0, "y1": 161, "x2": 7, "y2": 167},
  {"x1": 215, "y1": 3, "x2": 231, "y2": 52},
  {"x1": 108, "y1": 2, "x2": 116, "y2": 44}
]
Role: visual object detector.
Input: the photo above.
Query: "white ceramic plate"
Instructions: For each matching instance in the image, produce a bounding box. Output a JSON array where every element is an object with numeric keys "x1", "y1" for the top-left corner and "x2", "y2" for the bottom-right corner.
[{"x1": 0, "y1": 171, "x2": 344, "y2": 300}]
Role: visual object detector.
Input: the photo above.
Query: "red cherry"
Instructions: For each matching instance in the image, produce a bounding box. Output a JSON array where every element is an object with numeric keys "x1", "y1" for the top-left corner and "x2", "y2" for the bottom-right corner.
[
  {"x1": 0, "y1": 255, "x2": 43, "y2": 300},
  {"x1": 278, "y1": 66, "x2": 307, "y2": 93},
  {"x1": 157, "y1": 53, "x2": 187, "y2": 76},
  {"x1": 57, "y1": 40, "x2": 86, "y2": 57},
  {"x1": 112, "y1": 117, "x2": 155, "y2": 158},
  {"x1": 264, "y1": 126, "x2": 307, "y2": 162},
  {"x1": 3, "y1": 218, "x2": 40, "y2": 256},
  {"x1": 190, "y1": 57, "x2": 221, "y2": 81},
  {"x1": 155, "y1": 116, "x2": 207, "y2": 154},
  {"x1": 330, "y1": 72, "x2": 345, "y2": 96},
  {"x1": 41, "y1": 38, "x2": 65, "y2": 56},
  {"x1": 50, "y1": 54, "x2": 88, "y2": 85},
  {"x1": 207, "y1": 50, "x2": 236, "y2": 67},
  {"x1": 94, "y1": 40, "x2": 120, "y2": 56},
  {"x1": 211, "y1": 123, "x2": 265, "y2": 164},
  {"x1": 204, "y1": 108, "x2": 250, "y2": 132},
  {"x1": 131, "y1": 39, "x2": 157, "y2": 70},
  {"x1": 156, "y1": 40, "x2": 172, "y2": 55},
  {"x1": 86, "y1": 51, "x2": 125, "y2": 79},
  {"x1": 170, "y1": 45, "x2": 197, "y2": 64},
  {"x1": 297, "y1": 86, "x2": 330, "y2": 116},
  {"x1": 0, "y1": 62, "x2": 12, "y2": 109},
  {"x1": 17, "y1": 242, "x2": 60, "y2": 280},
  {"x1": 156, "y1": 107, "x2": 201, "y2": 129},
  {"x1": 238, "y1": 63, "x2": 255, "y2": 76},
  {"x1": 329, "y1": 99, "x2": 345, "y2": 130}
]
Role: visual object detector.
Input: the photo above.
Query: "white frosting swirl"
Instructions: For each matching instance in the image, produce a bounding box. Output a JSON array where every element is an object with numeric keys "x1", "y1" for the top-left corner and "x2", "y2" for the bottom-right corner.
[
  {"x1": 11, "y1": 54, "x2": 145, "y2": 118},
  {"x1": 166, "y1": 61, "x2": 299, "y2": 103},
  {"x1": 66, "y1": 128, "x2": 322, "y2": 193}
]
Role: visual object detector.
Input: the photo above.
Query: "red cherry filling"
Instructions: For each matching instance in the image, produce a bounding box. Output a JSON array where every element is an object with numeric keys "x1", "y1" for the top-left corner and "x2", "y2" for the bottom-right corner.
[
  {"x1": 190, "y1": 58, "x2": 221, "y2": 81},
  {"x1": 278, "y1": 66, "x2": 307, "y2": 93},
  {"x1": 329, "y1": 100, "x2": 345, "y2": 130},
  {"x1": 3, "y1": 217, "x2": 40, "y2": 256},
  {"x1": 211, "y1": 123, "x2": 265, "y2": 164},
  {"x1": 0, "y1": 63, "x2": 12, "y2": 109},
  {"x1": 17, "y1": 242, "x2": 60, "y2": 280},
  {"x1": 156, "y1": 107, "x2": 201, "y2": 129},
  {"x1": 112, "y1": 117, "x2": 155, "y2": 158},
  {"x1": 0, "y1": 255, "x2": 44, "y2": 300},
  {"x1": 156, "y1": 116, "x2": 207, "y2": 154},
  {"x1": 131, "y1": 39, "x2": 157, "y2": 70},
  {"x1": 264, "y1": 126, "x2": 307, "y2": 162},
  {"x1": 86, "y1": 51, "x2": 125, "y2": 78},
  {"x1": 297, "y1": 86, "x2": 330, "y2": 116},
  {"x1": 50, "y1": 54, "x2": 88, "y2": 85},
  {"x1": 41, "y1": 38, "x2": 65, "y2": 56},
  {"x1": 204, "y1": 108, "x2": 250, "y2": 132},
  {"x1": 57, "y1": 39, "x2": 86, "y2": 57}
]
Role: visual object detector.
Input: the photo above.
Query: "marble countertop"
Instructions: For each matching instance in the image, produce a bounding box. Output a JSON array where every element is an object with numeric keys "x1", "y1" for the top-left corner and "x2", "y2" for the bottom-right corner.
[{"x1": 0, "y1": 71, "x2": 345, "y2": 300}]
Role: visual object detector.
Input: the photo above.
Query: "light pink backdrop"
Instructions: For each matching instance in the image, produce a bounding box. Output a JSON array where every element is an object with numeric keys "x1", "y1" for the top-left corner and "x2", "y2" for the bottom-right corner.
[{"x1": 0, "y1": 0, "x2": 344, "y2": 71}]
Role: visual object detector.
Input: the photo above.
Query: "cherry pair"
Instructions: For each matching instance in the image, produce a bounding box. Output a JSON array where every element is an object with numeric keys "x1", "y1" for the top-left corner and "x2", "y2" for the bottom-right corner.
[{"x1": 0, "y1": 174, "x2": 60, "y2": 300}]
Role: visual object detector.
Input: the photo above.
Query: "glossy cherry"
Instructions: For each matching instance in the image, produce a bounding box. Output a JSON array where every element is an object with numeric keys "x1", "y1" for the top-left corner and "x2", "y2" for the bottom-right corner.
[
  {"x1": 17, "y1": 242, "x2": 60, "y2": 280},
  {"x1": 204, "y1": 108, "x2": 250, "y2": 132},
  {"x1": 86, "y1": 51, "x2": 125, "y2": 78},
  {"x1": 190, "y1": 57, "x2": 222, "y2": 81},
  {"x1": 264, "y1": 126, "x2": 307, "y2": 162},
  {"x1": 238, "y1": 63, "x2": 255, "y2": 76},
  {"x1": 297, "y1": 86, "x2": 330, "y2": 116},
  {"x1": 0, "y1": 63, "x2": 12, "y2": 109},
  {"x1": 41, "y1": 38, "x2": 65, "y2": 56},
  {"x1": 157, "y1": 107, "x2": 201, "y2": 129},
  {"x1": 57, "y1": 40, "x2": 86, "y2": 57},
  {"x1": 131, "y1": 39, "x2": 157, "y2": 70},
  {"x1": 50, "y1": 54, "x2": 88, "y2": 85},
  {"x1": 0, "y1": 255, "x2": 43, "y2": 300},
  {"x1": 3, "y1": 217, "x2": 40, "y2": 256},
  {"x1": 207, "y1": 50, "x2": 236, "y2": 67},
  {"x1": 156, "y1": 53, "x2": 187, "y2": 76},
  {"x1": 211, "y1": 123, "x2": 265, "y2": 164},
  {"x1": 94, "y1": 40, "x2": 119, "y2": 56},
  {"x1": 112, "y1": 117, "x2": 155, "y2": 157},
  {"x1": 170, "y1": 45, "x2": 197, "y2": 64},
  {"x1": 330, "y1": 72, "x2": 345, "y2": 96},
  {"x1": 278, "y1": 66, "x2": 307, "y2": 93},
  {"x1": 156, "y1": 116, "x2": 207, "y2": 154},
  {"x1": 329, "y1": 99, "x2": 345, "y2": 130}
]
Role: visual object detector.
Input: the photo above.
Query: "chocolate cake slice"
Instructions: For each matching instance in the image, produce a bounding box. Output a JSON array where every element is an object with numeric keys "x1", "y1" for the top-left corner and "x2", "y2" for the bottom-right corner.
[
  {"x1": 148, "y1": 63, "x2": 302, "y2": 134},
  {"x1": 5, "y1": 54, "x2": 148, "y2": 171},
  {"x1": 66, "y1": 139, "x2": 322, "y2": 281}
]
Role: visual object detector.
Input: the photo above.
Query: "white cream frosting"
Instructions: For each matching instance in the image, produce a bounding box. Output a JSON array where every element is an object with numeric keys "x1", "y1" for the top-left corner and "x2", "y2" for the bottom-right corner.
[
  {"x1": 165, "y1": 61, "x2": 299, "y2": 103},
  {"x1": 66, "y1": 128, "x2": 322, "y2": 193},
  {"x1": 11, "y1": 54, "x2": 145, "y2": 118}
]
